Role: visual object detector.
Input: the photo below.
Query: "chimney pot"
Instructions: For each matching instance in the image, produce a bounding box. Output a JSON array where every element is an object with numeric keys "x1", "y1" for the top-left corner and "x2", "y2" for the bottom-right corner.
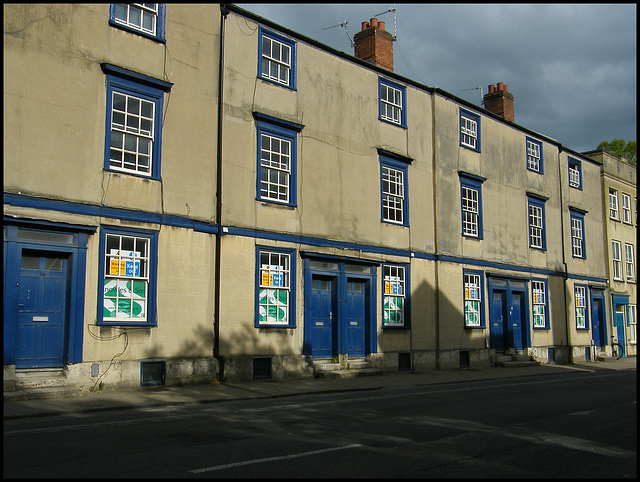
[
  {"x1": 353, "y1": 17, "x2": 394, "y2": 71},
  {"x1": 483, "y1": 82, "x2": 514, "y2": 122}
]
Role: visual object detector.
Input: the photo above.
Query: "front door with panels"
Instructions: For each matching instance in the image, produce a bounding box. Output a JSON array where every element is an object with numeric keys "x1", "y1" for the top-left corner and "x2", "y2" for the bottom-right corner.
[
  {"x1": 16, "y1": 251, "x2": 69, "y2": 368},
  {"x1": 489, "y1": 278, "x2": 530, "y2": 352},
  {"x1": 344, "y1": 278, "x2": 366, "y2": 357},
  {"x1": 305, "y1": 259, "x2": 374, "y2": 358}
]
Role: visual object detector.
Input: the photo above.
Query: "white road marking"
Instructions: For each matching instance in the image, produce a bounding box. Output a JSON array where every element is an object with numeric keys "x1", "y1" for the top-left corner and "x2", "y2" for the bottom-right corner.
[{"x1": 189, "y1": 443, "x2": 363, "y2": 474}]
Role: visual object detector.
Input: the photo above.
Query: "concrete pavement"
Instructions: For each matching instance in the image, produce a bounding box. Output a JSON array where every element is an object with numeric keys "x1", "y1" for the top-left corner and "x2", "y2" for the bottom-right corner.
[{"x1": 4, "y1": 357, "x2": 635, "y2": 421}]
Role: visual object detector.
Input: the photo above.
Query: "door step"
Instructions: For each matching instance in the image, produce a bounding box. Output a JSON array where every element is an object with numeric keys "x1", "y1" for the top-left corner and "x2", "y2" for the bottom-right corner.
[
  {"x1": 14, "y1": 368, "x2": 67, "y2": 389},
  {"x1": 312, "y1": 357, "x2": 383, "y2": 379},
  {"x1": 495, "y1": 353, "x2": 540, "y2": 368}
]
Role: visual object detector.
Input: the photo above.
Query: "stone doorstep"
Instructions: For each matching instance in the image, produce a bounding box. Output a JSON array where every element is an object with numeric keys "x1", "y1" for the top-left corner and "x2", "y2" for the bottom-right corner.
[
  {"x1": 495, "y1": 353, "x2": 540, "y2": 368},
  {"x1": 312, "y1": 358, "x2": 383, "y2": 378},
  {"x1": 314, "y1": 368, "x2": 383, "y2": 379},
  {"x1": 14, "y1": 368, "x2": 67, "y2": 389},
  {"x1": 596, "y1": 353, "x2": 617, "y2": 362},
  {"x1": 4, "y1": 385, "x2": 83, "y2": 402}
]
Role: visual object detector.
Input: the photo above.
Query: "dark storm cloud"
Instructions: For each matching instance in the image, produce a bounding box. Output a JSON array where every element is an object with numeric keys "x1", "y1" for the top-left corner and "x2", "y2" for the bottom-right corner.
[{"x1": 237, "y1": 3, "x2": 636, "y2": 152}]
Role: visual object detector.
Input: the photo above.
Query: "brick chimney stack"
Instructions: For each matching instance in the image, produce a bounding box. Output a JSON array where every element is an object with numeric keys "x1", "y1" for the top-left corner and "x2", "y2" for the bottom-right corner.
[
  {"x1": 483, "y1": 82, "x2": 515, "y2": 122},
  {"x1": 353, "y1": 17, "x2": 394, "y2": 71}
]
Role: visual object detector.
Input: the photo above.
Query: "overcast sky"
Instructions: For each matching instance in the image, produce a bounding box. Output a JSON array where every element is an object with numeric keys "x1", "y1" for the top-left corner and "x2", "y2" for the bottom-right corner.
[{"x1": 236, "y1": 3, "x2": 636, "y2": 154}]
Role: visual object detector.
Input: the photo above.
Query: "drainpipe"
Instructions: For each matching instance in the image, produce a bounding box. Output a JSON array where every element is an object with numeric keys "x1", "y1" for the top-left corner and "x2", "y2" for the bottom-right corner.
[
  {"x1": 214, "y1": 4, "x2": 229, "y2": 381},
  {"x1": 558, "y1": 145, "x2": 571, "y2": 363},
  {"x1": 431, "y1": 90, "x2": 441, "y2": 370}
]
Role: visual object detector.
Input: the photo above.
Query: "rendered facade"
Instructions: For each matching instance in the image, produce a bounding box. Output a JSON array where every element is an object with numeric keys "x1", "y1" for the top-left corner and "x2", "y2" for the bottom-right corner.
[{"x1": 3, "y1": 4, "x2": 632, "y2": 391}]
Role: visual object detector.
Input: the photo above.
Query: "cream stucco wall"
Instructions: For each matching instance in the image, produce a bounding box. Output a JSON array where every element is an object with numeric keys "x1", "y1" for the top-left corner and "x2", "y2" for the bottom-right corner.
[{"x1": 3, "y1": 4, "x2": 220, "y2": 221}]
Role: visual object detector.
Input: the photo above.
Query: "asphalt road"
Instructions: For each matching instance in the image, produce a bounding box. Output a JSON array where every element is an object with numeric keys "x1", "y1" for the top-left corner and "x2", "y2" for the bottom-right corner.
[{"x1": 4, "y1": 369, "x2": 636, "y2": 478}]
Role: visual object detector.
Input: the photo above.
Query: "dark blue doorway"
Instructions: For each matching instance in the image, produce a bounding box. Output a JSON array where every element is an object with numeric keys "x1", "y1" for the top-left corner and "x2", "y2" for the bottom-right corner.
[
  {"x1": 344, "y1": 279, "x2": 366, "y2": 357},
  {"x1": 490, "y1": 289, "x2": 507, "y2": 351},
  {"x1": 309, "y1": 275, "x2": 336, "y2": 358},
  {"x1": 488, "y1": 277, "x2": 530, "y2": 352},
  {"x1": 304, "y1": 258, "x2": 375, "y2": 359},
  {"x1": 16, "y1": 251, "x2": 69, "y2": 368},
  {"x1": 591, "y1": 294, "x2": 606, "y2": 349}
]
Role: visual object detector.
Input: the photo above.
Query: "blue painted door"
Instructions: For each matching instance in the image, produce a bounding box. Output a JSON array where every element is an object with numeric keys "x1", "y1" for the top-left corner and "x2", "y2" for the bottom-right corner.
[
  {"x1": 16, "y1": 252, "x2": 68, "y2": 368},
  {"x1": 509, "y1": 291, "x2": 525, "y2": 351},
  {"x1": 310, "y1": 276, "x2": 335, "y2": 358},
  {"x1": 613, "y1": 304, "x2": 627, "y2": 358},
  {"x1": 490, "y1": 290, "x2": 507, "y2": 351},
  {"x1": 344, "y1": 280, "x2": 366, "y2": 357},
  {"x1": 591, "y1": 298, "x2": 605, "y2": 349}
]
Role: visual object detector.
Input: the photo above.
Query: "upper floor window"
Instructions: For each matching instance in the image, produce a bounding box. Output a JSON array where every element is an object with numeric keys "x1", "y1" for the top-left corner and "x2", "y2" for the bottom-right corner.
[
  {"x1": 110, "y1": 4, "x2": 165, "y2": 42},
  {"x1": 256, "y1": 247, "x2": 296, "y2": 328},
  {"x1": 612, "y1": 240, "x2": 622, "y2": 281},
  {"x1": 383, "y1": 264, "x2": 408, "y2": 328},
  {"x1": 625, "y1": 243, "x2": 635, "y2": 282},
  {"x1": 380, "y1": 154, "x2": 409, "y2": 226},
  {"x1": 528, "y1": 194, "x2": 547, "y2": 250},
  {"x1": 531, "y1": 279, "x2": 548, "y2": 329},
  {"x1": 259, "y1": 28, "x2": 296, "y2": 89},
  {"x1": 254, "y1": 113, "x2": 303, "y2": 207},
  {"x1": 570, "y1": 208, "x2": 586, "y2": 259},
  {"x1": 568, "y1": 157, "x2": 582, "y2": 189},
  {"x1": 102, "y1": 64, "x2": 172, "y2": 180},
  {"x1": 574, "y1": 285, "x2": 587, "y2": 330},
  {"x1": 460, "y1": 109, "x2": 480, "y2": 152},
  {"x1": 526, "y1": 137, "x2": 543, "y2": 173},
  {"x1": 621, "y1": 193, "x2": 632, "y2": 224},
  {"x1": 609, "y1": 188, "x2": 619, "y2": 220},
  {"x1": 459, "y1": 173, "x2": 485, "y2": 238},
  {"x1": 98, "y1": 226, "x2": 158, "y2": 326},
  {"x1": 379, "y1": 78, "x2": 406, "y2": 127}
]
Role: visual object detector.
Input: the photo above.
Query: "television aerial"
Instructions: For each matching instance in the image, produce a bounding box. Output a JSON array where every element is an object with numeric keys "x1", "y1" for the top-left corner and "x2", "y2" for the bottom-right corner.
[
  {"x1": 323, "y1": 4, "x2": 397, "y2": 48},
  {"x1": 460, "y1": 86, "x2": 484, "y2": 106}
]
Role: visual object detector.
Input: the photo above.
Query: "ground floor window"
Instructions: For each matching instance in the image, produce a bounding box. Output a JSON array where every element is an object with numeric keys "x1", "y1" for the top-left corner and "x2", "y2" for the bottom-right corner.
[
  {"x1": 99, "y1": 226, "x2": 157, "y2": 326},
  {"x1": 574, "y1": 285, "x2": 587, "y2": 330},
  {"x1": 629, "y1": 304, "x2": 637, "y2": 344},
  {"x1": 383, "y1": 264, "x2": 405, "y2": 327},
  {"x1": 256, "y1": 247, "x2": 296, "y2": 327},
  {"x1": 531, "y1": 280, "x2": 548, "y2": 328},
  {"x1": 464, "y1": 270, "x2": 484, "y2": 327}
]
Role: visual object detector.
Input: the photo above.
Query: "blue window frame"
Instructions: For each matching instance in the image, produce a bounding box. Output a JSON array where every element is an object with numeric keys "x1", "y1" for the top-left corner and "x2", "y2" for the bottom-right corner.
[
  {"x1": 102, "y1": 64, "x2": 172, "y2": 180},
  {"x1": 109, "y1": 3, "x2": 165, "y2": 42},
  {"x1": 379, "y1": 78, "x2": 407, "y2": 127},
  {"x1": 380, "y1": 153, "x2": 410, "y2": 226},
  {"x1": 527, "y1": 193, "x2": 547, "y2": 250},
  {"x1": 460, "y1": 108, "x2": 481, "y2": 152},
  {"x1": 570, "y1": 208, "x2": 586, "y2": 259},
  {"x1": 97, "y1": 225, "x2": 158, "y2": 326},
  {"x1": 459, "y1": 172, "x2": 485, "y2": 239},
  {"x1": 258, "y1": 27, "x2": 296, "y2": 90},
  {"x1": 463, "y1": 269, "x2": 485, "y2": 328},
  {"x1": 531, "y1": 278, "x2": 549, "y2": 329},
  {"x1": 574, "y1": 284, "x2": 589, "y2": 330},
  {"x1": 382, "y1": 263, "x2": 410, "y2": 328},
  {"x1": 526, "y1": 137, "x2": 544, "y2": 173},
  {"x1": 254, "y1": 113, "x2": 303, "y2": 207},
  {"x1": 255, "y1": 246, "x2": 297, "y2": 328},
  {"x1": 568, "y1": 157, "x2": 583, "y2": 190}
]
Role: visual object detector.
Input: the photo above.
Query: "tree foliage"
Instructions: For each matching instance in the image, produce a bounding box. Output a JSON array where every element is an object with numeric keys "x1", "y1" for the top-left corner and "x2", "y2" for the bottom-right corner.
[{"x1": 597, "y1": 139, "x2": 636, "y2": 165}]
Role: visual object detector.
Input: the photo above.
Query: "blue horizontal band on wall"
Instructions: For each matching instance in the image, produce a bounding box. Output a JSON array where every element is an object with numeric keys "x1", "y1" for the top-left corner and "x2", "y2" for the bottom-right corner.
[
  {"x1": 5, "y1": 193, "x2": 606, "y2": 284},
  {"x1": 3, "y1": 193, "x2": 218, "y2": 234}
]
